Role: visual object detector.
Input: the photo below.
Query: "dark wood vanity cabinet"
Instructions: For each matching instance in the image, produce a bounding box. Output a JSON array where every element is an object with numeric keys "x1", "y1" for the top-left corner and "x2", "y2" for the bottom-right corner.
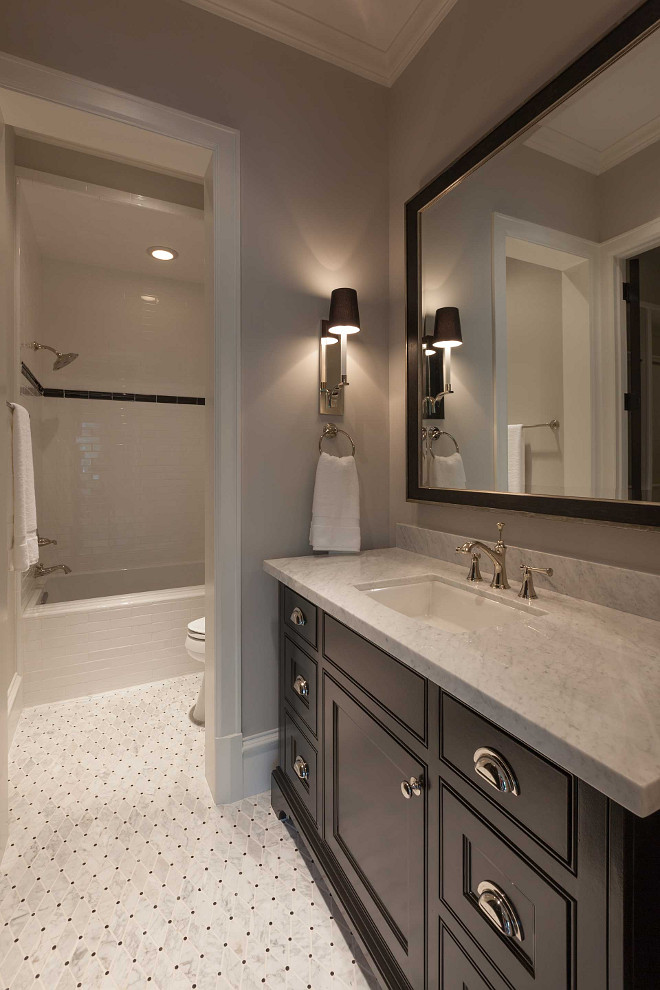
[{"x1": 271, "y1": 584, "x2": 659, "y2": 990}]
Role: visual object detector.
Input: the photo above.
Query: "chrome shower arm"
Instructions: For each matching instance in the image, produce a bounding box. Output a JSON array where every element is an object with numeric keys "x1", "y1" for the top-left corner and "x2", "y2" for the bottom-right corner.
[{"x1": 25, "y1": 341, "x2": 58, "y2": 356}]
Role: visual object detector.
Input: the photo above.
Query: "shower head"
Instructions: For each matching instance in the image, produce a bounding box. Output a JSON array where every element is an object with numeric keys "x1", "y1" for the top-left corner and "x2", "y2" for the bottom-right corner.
[
  {"x1": 24, "y1": 342, "x2": 79, "y2": 371},
  {"x1": 52, "y1": 351, "x2": 78, "y2": 370}
]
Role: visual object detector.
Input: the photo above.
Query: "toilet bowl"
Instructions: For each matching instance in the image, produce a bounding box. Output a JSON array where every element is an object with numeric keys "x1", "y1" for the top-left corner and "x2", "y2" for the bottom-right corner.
[{"x1": 185, "y1": 617, "x2": 205, "y2": 725}]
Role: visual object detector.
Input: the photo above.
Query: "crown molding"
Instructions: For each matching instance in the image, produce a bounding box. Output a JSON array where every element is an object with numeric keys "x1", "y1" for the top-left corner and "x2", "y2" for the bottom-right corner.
[
  {"x1": 599, "y1": 112, "x2": 660, "y2": 172},
  {"x1": 182, "y1": 0, "x2": 458, "y2": 86},
  {"x1": 524, "y1": 126, "x2": 601, "y2": 174},
  {"x1": 525, "y1": 113, "x2": 660, "y2": 176}
]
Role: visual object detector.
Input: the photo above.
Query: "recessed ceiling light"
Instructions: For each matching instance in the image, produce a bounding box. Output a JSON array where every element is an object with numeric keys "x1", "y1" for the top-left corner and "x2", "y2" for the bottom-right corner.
[
  {"x1": 140, "y1": 294, "x2": 159, "y2": 303},
  {"x1": 148, "y1": 246, "x2": 178, "y2": 261}
]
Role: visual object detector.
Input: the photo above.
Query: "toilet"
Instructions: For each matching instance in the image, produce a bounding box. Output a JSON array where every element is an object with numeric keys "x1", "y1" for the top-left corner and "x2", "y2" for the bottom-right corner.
[{"x1": 185, "y1": 617, "x2": 205, "y2": 725}]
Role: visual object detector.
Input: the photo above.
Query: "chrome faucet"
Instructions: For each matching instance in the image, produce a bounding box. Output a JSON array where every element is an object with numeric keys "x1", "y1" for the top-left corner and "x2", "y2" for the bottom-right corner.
[
  {"x1": 33, "y1": 562, "x2": 72, "y2": 577},
  {"x1": 456, "y1": 522, "x2": 509, "y2": 589}
]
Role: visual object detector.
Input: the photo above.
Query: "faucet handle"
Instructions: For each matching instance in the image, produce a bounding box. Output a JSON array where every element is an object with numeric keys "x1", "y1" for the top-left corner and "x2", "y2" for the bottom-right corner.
[
  {"x1": 518, "y1": 563, "x2": 553, "y2": 600},
  {"x1": 496, "y1": 522, "x2": 506, "y2": 547}
]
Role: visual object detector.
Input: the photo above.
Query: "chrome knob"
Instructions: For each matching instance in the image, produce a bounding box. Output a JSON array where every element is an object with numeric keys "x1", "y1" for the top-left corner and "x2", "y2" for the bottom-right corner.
[
  {"x1": 473, "y1": 747, "x2": 519, "y2": 796},
  {"x1": 293, "y1": 755, "x2": 309, "y2": 782},
  {"x1": 477, "y1": 881, "x2": 523, "y2": 941},
  {"x1": 400, "y1": 776, "x2": 423, "y2": 799},
  {"x1": 292, "y1": 674, "x2": 309, "y2": 699},
  {"x1": 290, "y1": 607, "x2": 306, "y2": 626}
]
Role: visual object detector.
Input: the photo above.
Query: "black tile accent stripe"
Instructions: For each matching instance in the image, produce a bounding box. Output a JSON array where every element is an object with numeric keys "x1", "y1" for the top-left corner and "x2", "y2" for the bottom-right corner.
[
  {"x1": 21, "y1": 364, "x2": 205, "y2": 405},
  {"x1": 21, "y1": 362, "x2": 44, "y2": 394}
]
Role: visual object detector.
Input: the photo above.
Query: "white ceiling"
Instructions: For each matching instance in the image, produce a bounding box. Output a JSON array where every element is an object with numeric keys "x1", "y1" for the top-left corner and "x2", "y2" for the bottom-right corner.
[
  {"x1": 19, "y1": 175, "x2": 205, "y2": 283},
  {"x1": 524, "y1": 29, "x2": 660, "y2": 175},
  {"x1": 182, "y1": 0, "x2": 458, "y2": 85}
]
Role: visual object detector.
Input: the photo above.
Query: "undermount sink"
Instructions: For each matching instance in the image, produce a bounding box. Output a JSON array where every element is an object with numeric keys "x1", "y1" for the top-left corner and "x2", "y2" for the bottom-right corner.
[{"x1": 357, "y1": 574, "x2": 545, "y2": 634}]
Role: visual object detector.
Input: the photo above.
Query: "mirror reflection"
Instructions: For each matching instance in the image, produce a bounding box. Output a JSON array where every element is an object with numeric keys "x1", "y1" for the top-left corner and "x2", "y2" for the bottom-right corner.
[{"x1": 419, "y1": 28, "x2": 660, "y2": 502}]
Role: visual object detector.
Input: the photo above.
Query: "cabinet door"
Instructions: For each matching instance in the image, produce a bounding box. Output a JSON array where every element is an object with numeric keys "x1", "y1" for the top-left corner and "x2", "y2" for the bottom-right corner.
[{"x1": 324, "y1": 675, "x2": 426, "y2": 989}]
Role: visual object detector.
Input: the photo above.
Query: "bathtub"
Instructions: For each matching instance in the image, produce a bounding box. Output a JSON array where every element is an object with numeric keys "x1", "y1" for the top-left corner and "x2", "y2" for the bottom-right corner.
[
  {"x1": 35, "y1": 561, "x2": 205, "y2": 604},
  {"x1": 22, "y1": 562, "x2": 205, "y2": 707}
]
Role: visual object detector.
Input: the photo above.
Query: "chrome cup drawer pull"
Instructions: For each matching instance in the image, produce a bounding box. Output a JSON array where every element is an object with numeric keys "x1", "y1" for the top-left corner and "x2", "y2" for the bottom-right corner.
[
  {"x1": 477, "y1": 881, "x2": 523, "y2": 941},
  {"x1": 292, "y1": 674, "x2": 309, "y2": 699},
  {"x1": 473, "y1": 747, "x2": 519, "y2": 796},
  {"x1": 290, "y1": 606, "x2": 306, "y2": 626},
  {"x1": 293, "y1": 755, "x2": 309, "y2": 782},
  {"x1": 400, "y1": 776, "x2": 423, "y2": 799}
]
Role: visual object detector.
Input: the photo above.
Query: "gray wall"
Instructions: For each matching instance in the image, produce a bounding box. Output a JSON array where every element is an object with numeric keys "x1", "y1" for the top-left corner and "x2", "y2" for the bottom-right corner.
[
  {"x1": 389, "y1": 0, "x2": 659, "y2": 573},
  {"x1": 0, "y1": 0, "x2": 390, "y2": 736}
]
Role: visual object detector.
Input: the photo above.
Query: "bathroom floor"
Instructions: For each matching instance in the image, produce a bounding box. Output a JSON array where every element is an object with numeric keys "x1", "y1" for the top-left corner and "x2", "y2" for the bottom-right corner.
[{"x1": 0, "y1": 674, "x2": 378, "y2": 990}]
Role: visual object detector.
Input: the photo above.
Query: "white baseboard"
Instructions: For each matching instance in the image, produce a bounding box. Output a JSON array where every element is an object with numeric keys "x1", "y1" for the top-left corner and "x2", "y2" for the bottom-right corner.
[
  {"x1": 7, "y1": 672, "x2": 23, "y2": 747},
  {"x1": 242, "y1": 727, "x2": 278, "y2": 798},
  {"x1": 208, "y1": 731, "x2": 244, "y2": 805}
]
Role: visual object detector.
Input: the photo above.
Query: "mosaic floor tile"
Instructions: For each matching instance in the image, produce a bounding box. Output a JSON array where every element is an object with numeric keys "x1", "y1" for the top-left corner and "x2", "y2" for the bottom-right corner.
[{"x1": 1, "y1": 675, "x2": 378, "y2": 990}]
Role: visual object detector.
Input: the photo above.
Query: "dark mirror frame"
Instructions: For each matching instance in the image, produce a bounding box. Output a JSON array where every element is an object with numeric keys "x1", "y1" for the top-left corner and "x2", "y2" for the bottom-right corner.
[{"x1": 406, "y1": 0, "x2": 660, "y2": 527}]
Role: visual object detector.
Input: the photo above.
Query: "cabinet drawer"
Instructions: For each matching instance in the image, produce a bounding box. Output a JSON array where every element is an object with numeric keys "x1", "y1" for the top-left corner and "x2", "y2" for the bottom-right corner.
[
  {"x1": 283, "y1": 588, "x2": 317, "y2": 648},
  {"x1": 283, "y1": 637, "x2": 317, "y2": 736},
  {"x1": 441, "y1": 694, "x2": 573, "y2": 861},
  {"x1": 441, "y1": 925, "x2": 498, "y2": 990},
  {"x1": 284, "y1": 711, "x2": 317, "y2": 822},
  {"x1": 441, "y1": 787, "x2": 571, "y2": 990},
  {"x1": 324, "y1": 614, "x2": 426, "y2": 740}
]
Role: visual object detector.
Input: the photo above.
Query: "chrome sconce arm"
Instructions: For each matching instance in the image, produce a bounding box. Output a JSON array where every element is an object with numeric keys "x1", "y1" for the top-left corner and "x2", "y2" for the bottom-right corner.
[{"x1": 319, "y1": 320, "x2": 346, "y2": 413}]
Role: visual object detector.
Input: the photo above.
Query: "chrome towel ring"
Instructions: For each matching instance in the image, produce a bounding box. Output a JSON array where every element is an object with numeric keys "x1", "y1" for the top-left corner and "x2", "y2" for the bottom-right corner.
[
  {"x1": 319, "y1": 423, "x2": 356, "y2": 456},
  {"x1": 423, "y1": 426, "x2": 460, "y2": 453}
]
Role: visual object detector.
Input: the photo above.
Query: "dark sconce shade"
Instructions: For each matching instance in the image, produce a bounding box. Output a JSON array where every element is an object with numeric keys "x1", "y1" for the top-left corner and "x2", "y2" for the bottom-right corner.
[
  {"x1": 433, "y1": 306, "x2": 462, "y2": 348},
  {"x1": 422, "y1": 335, "x2": 436, "y2": 356},
  {"x1": 328, "y1": 287, "x2": 360, "y2": 335}
]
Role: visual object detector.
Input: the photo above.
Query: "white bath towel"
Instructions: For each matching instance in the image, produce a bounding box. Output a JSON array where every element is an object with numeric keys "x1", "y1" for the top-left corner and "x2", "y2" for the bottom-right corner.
[
  {"x1": 9, "y1": 403, "x2": 39, "y2": 571},
  {"x1": 429, "y1": 451, "x2": 467, "y2": 489},
  {"x1": 310, "y1": 451, "x2": 360, "y2": 552},
  {"x1": 508, "y1": 424, "x2": 525, "y2": 494}
]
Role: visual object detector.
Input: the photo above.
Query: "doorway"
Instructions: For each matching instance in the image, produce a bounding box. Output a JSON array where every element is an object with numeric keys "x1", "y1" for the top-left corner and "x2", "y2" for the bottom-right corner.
[{"x1": 0, "y1": 57, "x2": 241, "y2": 861}]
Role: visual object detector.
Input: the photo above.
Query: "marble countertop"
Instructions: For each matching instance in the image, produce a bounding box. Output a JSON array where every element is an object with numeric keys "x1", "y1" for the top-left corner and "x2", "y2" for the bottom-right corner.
[{"x1": 264, "y1": 548, "x2": 660, "y2": 818}]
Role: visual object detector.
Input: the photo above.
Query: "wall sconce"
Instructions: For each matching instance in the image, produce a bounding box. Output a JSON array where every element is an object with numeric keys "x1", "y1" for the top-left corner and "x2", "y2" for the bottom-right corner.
[
  {"x1": 432, "y1": 306, "x2": 462, "y2": 403},
  {"x1": 319, "y1": 287, "x2": 360, "y2": 415}
]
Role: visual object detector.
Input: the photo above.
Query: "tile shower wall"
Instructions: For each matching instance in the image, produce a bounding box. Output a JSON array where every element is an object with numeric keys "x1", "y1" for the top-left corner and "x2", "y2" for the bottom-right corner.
[
  {"x1": 37, "y1": 398, "x2": 205, "y2": 574},
  {"x1": 37, "y1": 258, "x2": 205, "y2": 396}
]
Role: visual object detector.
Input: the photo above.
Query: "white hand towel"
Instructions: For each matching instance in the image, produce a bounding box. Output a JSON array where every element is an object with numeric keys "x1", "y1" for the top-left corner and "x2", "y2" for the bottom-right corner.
[
  {"x1": 429, "y1": 451, "x2": 467, "y2": 489},
  {"x1": 9, "y1": 403, "x2": 39, "y2": 572},
  {"x1": 508, "y1": 424, "x2": 525, "y2": 494},
  {"x1": 310, "y1": 451, "x2": 360, "y2": 552}
]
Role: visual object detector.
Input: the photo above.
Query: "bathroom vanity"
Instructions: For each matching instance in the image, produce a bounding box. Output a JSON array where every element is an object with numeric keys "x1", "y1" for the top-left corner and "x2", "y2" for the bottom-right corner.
[{"x1": 265, "y1": 549, "x2": 660, "y2": 990}]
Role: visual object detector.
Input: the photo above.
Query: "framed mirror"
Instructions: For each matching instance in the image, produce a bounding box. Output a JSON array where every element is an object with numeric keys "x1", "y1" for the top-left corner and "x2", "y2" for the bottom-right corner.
[{"x1": 406, "y1": 1, "x2": 660, "y2": 526}]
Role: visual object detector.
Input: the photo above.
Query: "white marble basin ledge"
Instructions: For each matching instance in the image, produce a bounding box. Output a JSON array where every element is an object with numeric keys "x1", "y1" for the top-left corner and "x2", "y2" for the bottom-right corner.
[{"x1": 264, "y1": 548, "x2": 660, "y2": 818}]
